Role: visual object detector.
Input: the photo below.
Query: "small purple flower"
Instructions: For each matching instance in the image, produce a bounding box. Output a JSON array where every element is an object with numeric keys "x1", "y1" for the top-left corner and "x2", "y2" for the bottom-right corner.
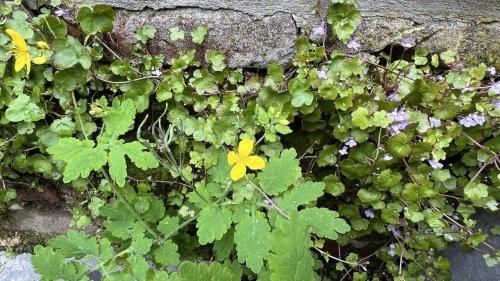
[
  {"x1": 54, "y1": 8, "x2": 69, "y2": 17},
  {"x1": 387, "y1": 108, "x2": 410, "y2": 135},
  {"x1": 491, "y1": 81, "x2": 500, "y2": 94},
  {"x1": 491, "y1": 100, "x2": 500, "y2": 108},
  {"x1": 487, "y1": 66, "x2": 496, "y2": 76},
  {"x1": 429, "y1": 117, "x2": 441, "y2": 128},
  {"x1": 450, "y1": 224, "x2": 460, "y2": 231},
  {"x1": 151, "y1": 68, "x2": 162, "y2": 76},
  {"x1": 401, "y1": 37, "x2": 416, "y2": 48},
  {"x1": 459, "y1": 112, "x2": 485, "y2": 127},
  {"x1": 435, "y1": 75, "x2": 444, "y2": 83},
  {"x1": 345, "y1": 139, "x2": 357, "y2": 148},
  {"x1": 316, "y1": 69, "x2": 328, "y2": 80},
  {"x1": 364, "y1": 208, "x2": 375, "y2": 218},
  {"x1": 313, "y1": 21, "x2": 326, "y2": 36},
  {"x1": 461, "y1": 87, "x2": 474, "y2": 93},
  {"x1": 347, "y1": 37, "x2": 361, "y2": 51},
  {"x1": 388, "y1": 244, "x2": 396, "y2": 256},
  {"x1": 398, "y1": 219, "x2": 408, "y2": 227},
  {"x1": 339, "y1": 146, "x2": 349, "y2": 155},
  {"x1": 429, "y1": 159, "x2": 443, "y2": 169},
  {"x1": 387, "y1": 225, "x2": 401, "y2": 236}
]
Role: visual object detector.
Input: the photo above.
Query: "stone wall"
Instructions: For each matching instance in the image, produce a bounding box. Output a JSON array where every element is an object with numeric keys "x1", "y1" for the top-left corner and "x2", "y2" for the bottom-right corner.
[{"x1": 68, "y1": 0, "x2": 500, "y2": 68}]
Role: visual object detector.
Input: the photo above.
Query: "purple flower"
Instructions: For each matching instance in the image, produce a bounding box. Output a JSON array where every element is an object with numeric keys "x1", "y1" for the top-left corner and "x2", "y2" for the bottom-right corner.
[
  {"x1": 491, "y1": 81, "x2": 500, "y2": 94},
  {"x1": 54, "y1": 8, "x2": 69, "y2": 17},
  {"x1": 435, "y1": 75, "x2": 444, "y2": 83},
  {"x1": 401, "y1": 37, "x2": 416, "y2": 48},
  {"x1": 386, "y1": 84, "x2": 401, "y2": 101},
  {"x1": 345, "y1": 139, "x2": 357, "y2": 148},
  {"x1": 491, "y1": 100, "x2": 500, "y2": 108},
  {"x1": 347, "y1": 37, "x2": 361, "y2": 51},
  {"x1": 429, "y1": 159, "x2": 443, "y2": 169},
  {"x1": 387, "y1": 108, "x2": 410, "y2": 135},
  {"x1": 387, "y1": 225, "x2": 401, "y2": 236},
  {"x1": 313, "y1": 21, "x2": 326, "y2": 36},
  {"x1": 461, "y1": 87, "x2": 474, "y2": 93},
  {"x1": 459, "y1": 112, "x2": 485, "y2": 127},
  {"x1": 339, "y1": 146, "x2": 348, "y2": 155},
  {"x1": 151, "y1": 68, "x2": 162, "y2": 76},
  {"x1": 316, "y1": 69, "x2": 328, "y2": 80},
  {"x1": 264, "y1": 197, "x2": 276, "y2": 210},
  {"x1": 429, "y1": 117, "x2": 441, "y2": 128},
  {"x1": 487, "y1": 66, "x2": 496, "y2": 76},
  {"x1": 388, "y1": 244, "x2": 396, "y2": 256},
  {"x1": 364, "y1": 208, "x2": 375, "y2": 218}
]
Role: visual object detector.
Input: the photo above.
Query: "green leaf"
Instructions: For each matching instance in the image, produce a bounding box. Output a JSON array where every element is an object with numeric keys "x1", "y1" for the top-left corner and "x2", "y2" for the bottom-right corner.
[
  {"x1": 101, "y1": 99, "x2": 136, "y2": 140},
  {"x1": 191, "y1": 26, "x2": 208, "y2": 44},
  {"x1": 32, "y1": 245, "x2": 84, "y2": 281},
  {"x1": 276, "y1": 181, "x2": 325, "y2": 212},
  {"x1": 52, "y1": 36, "x2": 91, "y2": 69},
  {"x1": 169, "y1": 26, "x2": 185, "y2": 41},
  {"x1": 300, "y1": 207, "x2": 350, "y2": 240},
  {"x1": 153, "y1": 239, "x2": 180, "y2": 266},
  {"x1": 108, "y1": 141, "x2": 159, "y2": 187},
  {"x1": 206, "y1": 50, "x2": 226, "y2": 72},
  {"x1": 440, "y1": 50, "x2": 455, "y2": 64},
  {"x1": 264, "y1": 62, "x2": 284, "y2": 89},
  {"x1": 5, "y1": 94, "x2": 44, "y2": 123},
  {"x1": 179, "y1": 261, "x2": 239, "y2": 281},
  {"x1": 99, "y1": 201, "x2": 136, "y2": 239},
  {"x1": 372, "y1": 110, "x2": 391, "y2": 128},
  {"x1": 234, "y1": 212, "x2": 271, "y2": 273},
  {"x1": 351, "y1": 107, "x2": 370, "y2": 129},
  {"x1": 47, "y1": 138, "x2": 107, "y2": 183},
  {"x1": 127, "y1": 254, "x2": 149, "y2": 281},
  {"x1": 326, "y1": 3, "x2": 361, "y2": 43},
  {"x1": 288, "y1": 78, "x2": 313, "y2": 107},
  {"x1": 135, "y1": 25, "x2": 156, "y2": 44},
  {"x1": 157, "y1": 216, "x2": 180, "y2": 237},
  {"x1": 317, "y1": 145, "x2": 338, "y2": 167},
  {"x1": 323, "y1": 175, "x2": 345, "y2": 196},
  {"x1": 257, "y1": 148, "x2": 301, "y2": 195},
  {"x1": 208, "y1": 150, "x2": 232, "y2": 183},
  {"x1": 196, "y1": 204, "x2": 233, "y2": 245},
  {"x1": 464, "y1": 182, "x2": 488, "y2": 201},
  {"x1": 387, "y1": 133, "x2": 411, "y2": 158},
  {"x1": 48, "y1": 230, "x2": 98, "y2": 259},
  {"x1": 76, "y1": 4, "x2": 116, "y2": 35},
  {"x1": 268, "y1": 212, "x2": 317, "y2": 281}
]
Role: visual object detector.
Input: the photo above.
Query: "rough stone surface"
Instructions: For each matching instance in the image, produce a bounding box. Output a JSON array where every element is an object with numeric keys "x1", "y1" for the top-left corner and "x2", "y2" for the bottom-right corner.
[
  {"x1": 1, "y1": 207, "x2": 97, "y2": 235},
  {"x1": 69, "y1": 0, "x2": 500, "y2": 67},
  {"x1": 441, "y1": 211, "x2": 500, "y2": 281}
]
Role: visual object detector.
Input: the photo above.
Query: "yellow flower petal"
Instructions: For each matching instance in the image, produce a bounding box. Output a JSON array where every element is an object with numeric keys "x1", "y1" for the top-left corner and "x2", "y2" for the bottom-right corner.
[
  {"x1": 14, "y1": 53, "x2": 27, "y2": 72},
  {"x1": 238, "y1": 139, "x2": 254, "y2": 158},
  {"x1": 228, "y1": 151, "x2": 239, "y2": 165},
  {"x1": 36, "y1": 41, "x2": 50, "y2": 49},
  {"x1": 230, "y1": 161, "x2": 246, "y2": 181},
  {"x1": 25, "y1": 53, "x2": 31, "y2": 74},
  {"x1": 32, "y1": 56, "x2": 46, "y2": 64},
  {"x1": 5, "y1": 29, "x2": 28, "y2": 52},
  {"x1": 243, "y1": 156, "x2": 265, "y2": 170}
]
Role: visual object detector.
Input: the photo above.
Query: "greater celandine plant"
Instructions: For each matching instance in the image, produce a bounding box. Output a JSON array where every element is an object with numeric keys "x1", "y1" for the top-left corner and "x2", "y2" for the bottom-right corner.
[{"x1": 0, "y1": 0, "x2": 499, "y2": 280}]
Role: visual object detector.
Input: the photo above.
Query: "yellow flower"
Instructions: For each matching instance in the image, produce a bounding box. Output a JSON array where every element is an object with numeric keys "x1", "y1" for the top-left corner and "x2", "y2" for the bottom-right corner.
[
  {"x1": 228, "y1": 139, "x2": 265, "y2": 181},
  {"x1": 36, "y1": 41, "x2": 50, "y2": 49},
  {"x1": 5, "y1": 29, "x2": 31, "y2": 74}
]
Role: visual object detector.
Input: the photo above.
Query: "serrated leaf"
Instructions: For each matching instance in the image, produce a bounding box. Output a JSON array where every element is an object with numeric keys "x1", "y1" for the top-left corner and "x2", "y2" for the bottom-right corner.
[
  {"x1": 257, "y1": 148, "x2": 300, "y2": 195},
  {"x1": 213, "y1": 229, "x2": 235, "y2": 261},
  {"x1": 153, "y1": 239, "x2": 180, "y2": 266},
  {"x1": 299, "y1": 207, "x2": 350, "y2": 240},
  {"x1": 127, "y1": 254, "x2": 149, "y2": 281},
  {"x1": 179, "y1": 261, "x2": 239, "y2": 281},
  {"x1": 101, "y1": 99, "x2": 136, "y2": 140},
  {"x1": 99, "y1": 201, "x2": 136, "y2": 239},
  {"x1": 157, "y1": 216, "x2": 180, "y2": 237},
  {"x1": 276, "y1": 181, "x2": 325, "y2": 213},
  {"x1": 32, "y1": 245, "x2": 84, "y2": 281},
  {"x1": 234, "y1": 212, "x2": 271, "y2": 273},
  {"x1": 47, "y1": 138, "x2": 107, "y2": 183},
  {"x1": 208, "y1": 149, "x2": 232, "y2": 183},
  {"x1": 288, "y1": 78, "x2": 313, "y2": 107},
  {"x1": 268, "y1": 212, "x2": 317, "y2": 281},
  {"x1": 108, "y1": 141, "x2": 159, "y2": 187},
  {"x1": 196, "y1": 204, "x2": 233, "y2": 245},
  {"x1": 48, "y1": 230, "x2": 98, "y2": 259}
]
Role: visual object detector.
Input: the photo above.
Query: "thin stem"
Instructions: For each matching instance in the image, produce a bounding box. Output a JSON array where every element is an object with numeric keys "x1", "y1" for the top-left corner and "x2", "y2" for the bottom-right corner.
[
  {"x1": 71, "y1": 92, "x2": 88, "y2": 139},
  {"x1": 94, "y1": 74, "x2": 162, "y2": 85}
]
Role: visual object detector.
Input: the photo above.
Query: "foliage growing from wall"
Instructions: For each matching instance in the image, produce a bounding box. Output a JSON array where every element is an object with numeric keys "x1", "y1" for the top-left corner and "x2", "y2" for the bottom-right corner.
[{"x1": 0, "y1": 0, "x2": 499, "y2": 280}]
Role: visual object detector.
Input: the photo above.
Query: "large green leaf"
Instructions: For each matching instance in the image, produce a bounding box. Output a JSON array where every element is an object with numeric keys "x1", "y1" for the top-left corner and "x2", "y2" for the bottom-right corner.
[
  {"x1": 257, "y1": 148, "x2": 301, "y2": 196},
  {"x1": 76, "y1": 4, "x2": 116, "y2": 35},
  {"x1": 234, "y1": 212, "x2": 271, "y2": 273},
  {"x1": 196, "y1": 204, "x2": 233, "y2": 245}
]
